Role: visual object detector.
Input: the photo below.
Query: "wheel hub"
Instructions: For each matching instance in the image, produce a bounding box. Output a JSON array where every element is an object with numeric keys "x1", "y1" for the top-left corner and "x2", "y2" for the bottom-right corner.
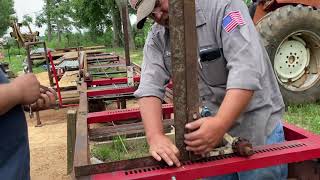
[{"x1": 274, "y1": 38, "x2": 310, "y2": 82}]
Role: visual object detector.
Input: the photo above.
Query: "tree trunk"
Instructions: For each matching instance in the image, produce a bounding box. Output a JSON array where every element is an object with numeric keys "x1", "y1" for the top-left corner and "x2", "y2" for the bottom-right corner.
[
  {"x1": 127, "y1": 13, "x2": 136, "y2": 50},
  {"x1": 56, "y1": 18, "x2": 61, "y2": 43},
  {"x1": 115, "y1": 0, "x2": 136, "y2": 50},
  {"x1": 58, "y1": 29, "x2": 61, "y2": 43},
  {"x1": 46, "y1": 0, "x2": 52, "y2": 41},
  {"x1": 111, "y1": 0, "x2": 121, "y2": 48}
]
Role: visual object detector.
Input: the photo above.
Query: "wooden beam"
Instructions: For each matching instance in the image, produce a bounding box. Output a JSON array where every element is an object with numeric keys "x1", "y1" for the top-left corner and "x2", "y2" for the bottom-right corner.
[
  {"x1": 73, "y1": 83, "x2": 90, "y2": 171},
  {"x1": 67, "y1": 109, "x2": 77, "y2": 174},
  {"x1": 89, "y1": 119, "x2": 174, "y2": 141}
]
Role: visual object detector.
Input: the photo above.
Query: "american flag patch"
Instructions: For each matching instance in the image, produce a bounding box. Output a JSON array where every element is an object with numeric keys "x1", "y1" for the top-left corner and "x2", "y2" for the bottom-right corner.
[{"x1": 222, "y1": 11, "x2": 245, "y2": 33}]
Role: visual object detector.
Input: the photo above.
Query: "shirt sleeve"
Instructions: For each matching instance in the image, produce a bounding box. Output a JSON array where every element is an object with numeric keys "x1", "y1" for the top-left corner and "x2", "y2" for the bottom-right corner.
[
  {"x1": 217, "y1": 0, "x2": 265, "y2": 91},
  {"x1": 134, "y1": 30, "x2": 170, "y2": 100}
]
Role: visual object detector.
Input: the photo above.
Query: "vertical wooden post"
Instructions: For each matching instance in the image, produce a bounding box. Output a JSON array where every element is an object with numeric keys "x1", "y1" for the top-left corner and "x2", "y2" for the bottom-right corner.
[
  {"x1": 122, "y1": 5, "x2": 135, "y2": 87},
  {"x1": 122, "y1": 5, "x2": 131, "y2": 67},
  {"x1": 169, "y1": 0, "x2": 200, "y2": 160},
  {"x1": 67, "y1": 109, "x2": 77, "y2": 174},
  {"x1": 43, "y1": 42, "x2": 54, "y2": 87}
]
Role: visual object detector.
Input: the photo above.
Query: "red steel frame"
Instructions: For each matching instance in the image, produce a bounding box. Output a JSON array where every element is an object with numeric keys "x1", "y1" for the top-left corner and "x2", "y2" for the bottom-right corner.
[
  {"x1": 76, "y1": 62, "x2": 320, "y2": 179},
  {"x1": 48, "y1": 51, "x2": 78, "y2": 108},
  {"x1": 74, "y1": 80, "x2": 320, "y2": 179},
  {"x1": 85, "y1": 122, "x2": 320, "y2": 179},
  {"x1": 86, "y1": 76, "x2": 141, "y2": 97},
  {"x1": 87, "y1": 86, "x2": 136, "y2": 97},
  {"x1": 88, "y1": 76, "x2": 140, "y2": 86},
  {"x1": 87, "y1": 104, "x2": 173, "y2": 124}
]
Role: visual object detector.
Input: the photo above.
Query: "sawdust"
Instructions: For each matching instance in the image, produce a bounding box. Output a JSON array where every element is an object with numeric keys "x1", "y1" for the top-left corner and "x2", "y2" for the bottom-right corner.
[{"x1": 26, "y1": 108, "x2": 74, "y2": 180}]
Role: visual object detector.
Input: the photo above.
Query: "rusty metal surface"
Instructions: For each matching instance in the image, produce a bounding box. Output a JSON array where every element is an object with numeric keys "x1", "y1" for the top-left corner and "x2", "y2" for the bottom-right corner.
[
  {"x1": 89, "y1": 119, "x2": 174, "y2": 141},
  {"x1": 10, "y1": 21, "x2": 39, "y2": 48},
  {"x1": 42, "y1": 42, "x2": 54, "y2": 87},
  {"x1": 73, "y1": 83, "x2": 90, "y2": 168},
  {"x1": 169, "y1": 0, "x2": 200, "y2": 160},
  {"x1": 288, "y1": 160, "x2": 320, "y2": 179},
  {"x1": 74, "y1": 156, "x2": 167, "y2": 177},
  {"x1": 86, "y1": 55, "x2": 119, "y2": 61},
  {"x1": 254, "y1": 0, "x2": 320, "y2": 25},
  {"x1": 253, "y1": 4, "x2": 268, "y2": 24}
]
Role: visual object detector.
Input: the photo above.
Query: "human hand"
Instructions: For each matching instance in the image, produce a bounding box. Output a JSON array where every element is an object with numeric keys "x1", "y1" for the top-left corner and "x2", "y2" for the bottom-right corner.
[
  {"x1": 148, "y1": 134, "x2": 181, "y2": 167},
  {"x1": 31, "y1": 87, "x2": 57, "y2": 111},
  {"x1": 184, "y1": 116, "x2": 227, "y2": 155},
  {"x1": 11, "y1": 73, "x2": 40, "y2": 105}
]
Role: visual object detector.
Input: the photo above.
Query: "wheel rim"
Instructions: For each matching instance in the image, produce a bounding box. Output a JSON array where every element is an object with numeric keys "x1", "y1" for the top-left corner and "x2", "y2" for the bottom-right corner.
[{"x1": 274, "y1": 30, "x2": 320, "y2": 92}]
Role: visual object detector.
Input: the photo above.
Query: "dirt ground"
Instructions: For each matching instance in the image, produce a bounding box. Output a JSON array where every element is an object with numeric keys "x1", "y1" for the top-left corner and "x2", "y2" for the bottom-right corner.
[{"x1": 26, "y1": 108, "x2": 74, "y2": 180}]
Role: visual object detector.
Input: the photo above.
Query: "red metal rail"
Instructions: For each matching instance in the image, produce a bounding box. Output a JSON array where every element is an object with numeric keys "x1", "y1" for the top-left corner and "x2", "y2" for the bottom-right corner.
[
  {"x1": 85, "y1": 122, "x2": 320, "y2": 179},
  {"x1": 87, "y1": 104, "x2": 173, "y2": 124},
  {"x1": 48, "y1": 51, "x2": 78, "y2": 108},
  {"x1": 88, "y1": 76, "x2": 140, "y2": 86},
  {"x1": 87, "y1": 86, "x2": 136, "y2": 97}
]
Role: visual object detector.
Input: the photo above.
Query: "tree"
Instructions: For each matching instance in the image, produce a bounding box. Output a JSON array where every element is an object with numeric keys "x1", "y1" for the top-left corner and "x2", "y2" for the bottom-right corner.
[
  {"x1": 115, "y1": 0, "x2": 135, "y2": 50},
  {"x1": 108, "y1": 0, "x2": 122, "y2": 48},
  {"x1": 22, "y1": 15, "x2": 33, "y2": 33},
  {"x1": 70, "y1": 0, "x2": 136, "y2": 48},
  {"x1": 44, "y1": 0, "x2": 54, "y2": 41},
  {"x1": 71, "y1": 0, "x2": 113, "y2": 41},
  {"x1": 0, "y1": 0, "x2": 15, "y2": 37},
  {"x1": 36, "y1": 0, "x2": 73, "y2": 43},
  {"x1": 51, "y1": 0, "x2": 72, "y2": 43}
]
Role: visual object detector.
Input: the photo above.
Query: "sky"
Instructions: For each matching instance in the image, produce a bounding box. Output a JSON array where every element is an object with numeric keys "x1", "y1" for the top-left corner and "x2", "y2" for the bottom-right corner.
[
  {"x1": 11, "y1": 0, "x2": 137, "y2": 37},
  {"x1": 13, "y1": 0, "x2": 45, "y2": 35}
]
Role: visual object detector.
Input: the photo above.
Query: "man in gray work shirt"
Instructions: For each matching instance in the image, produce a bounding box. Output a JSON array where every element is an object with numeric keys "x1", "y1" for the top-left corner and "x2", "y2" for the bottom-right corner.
[{"x1": 131, "y1": 0, "x2": 287, "y2": 179}]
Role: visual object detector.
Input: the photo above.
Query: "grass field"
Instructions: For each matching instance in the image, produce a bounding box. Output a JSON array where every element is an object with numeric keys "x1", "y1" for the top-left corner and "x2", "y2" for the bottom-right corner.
[{"x1": 1, "y1": 48, "x2": 49, "y2": 74}]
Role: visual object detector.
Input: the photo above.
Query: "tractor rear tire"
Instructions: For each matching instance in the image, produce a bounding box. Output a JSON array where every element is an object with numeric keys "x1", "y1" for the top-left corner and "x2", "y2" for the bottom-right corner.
[{"x1": 256, "y1": 5, "x2": 320, "y2": 104}]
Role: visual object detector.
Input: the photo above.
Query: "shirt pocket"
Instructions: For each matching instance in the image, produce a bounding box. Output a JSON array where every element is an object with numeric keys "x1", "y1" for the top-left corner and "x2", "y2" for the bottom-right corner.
[
  {"x1": 163, "y1": 53, "x2": 172, "y2": 77},
  {"x1": 200, "y1": 55, "x2": 228, "y2": 86}
]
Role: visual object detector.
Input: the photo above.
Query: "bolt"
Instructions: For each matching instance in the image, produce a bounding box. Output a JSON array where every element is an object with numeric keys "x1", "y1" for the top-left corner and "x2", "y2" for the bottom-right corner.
[{"x1": 289, "y1": 56, "x2": 295, "y2": 64}]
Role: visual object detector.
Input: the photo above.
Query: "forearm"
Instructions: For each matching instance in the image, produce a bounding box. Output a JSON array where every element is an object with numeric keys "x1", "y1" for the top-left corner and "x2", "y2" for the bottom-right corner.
[
  {"x1": 138, "y1": 96, "x2": 164, "y2": 142},
  {"x1": 215, "y1": 89, "x2": 254, "y2": 131},
  {"x1": 0, "y1": 83, "x2": 21, "y2": 115}
]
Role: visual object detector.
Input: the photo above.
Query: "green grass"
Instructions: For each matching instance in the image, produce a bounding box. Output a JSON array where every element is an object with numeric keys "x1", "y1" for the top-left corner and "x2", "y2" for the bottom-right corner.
[
  {"x1": 0, "y1": 47, "x2": 143, "y2": 76},
  {"x1": 105, "y1": 48, "x2": 143, "y2": 65},
  {"x1": 1, "y1": 49, "x2": 46, "y2": 75},
  {"x1": 91, "y1": 136, "x2": 149, "y2": 162},
  {"x1": 285, "y1": 103, "x2": 320, "y2": 134}
]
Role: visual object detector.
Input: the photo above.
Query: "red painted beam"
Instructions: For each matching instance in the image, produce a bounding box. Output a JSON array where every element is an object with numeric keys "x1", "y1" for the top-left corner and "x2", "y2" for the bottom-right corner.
[
  {"x1": 89, "y1": 123, "x2": 320, "y2": 179},
  {"x1": 88, "y1": 76, "x2": 140, "y2": 86},
  {"x1": 88, "y1": 104, "x2": 173, "y2": 124},
  {"x1": 87, "y1": 87, "x2": 136, "y2": 97},
  {"x1": 91, "y1": 139, "x2": 320, "y2": 180}
]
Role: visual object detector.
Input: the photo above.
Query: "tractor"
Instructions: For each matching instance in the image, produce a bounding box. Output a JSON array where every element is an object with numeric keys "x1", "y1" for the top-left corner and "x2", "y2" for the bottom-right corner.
[{"x1": 249, "y1": 0, "x2": 320, "y2": 104}]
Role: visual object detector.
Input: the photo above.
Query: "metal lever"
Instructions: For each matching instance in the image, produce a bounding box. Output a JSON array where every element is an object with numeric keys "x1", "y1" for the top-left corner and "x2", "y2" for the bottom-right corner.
[{"x1": 200, "y1": 106, "x2": 254, "y2": 157}]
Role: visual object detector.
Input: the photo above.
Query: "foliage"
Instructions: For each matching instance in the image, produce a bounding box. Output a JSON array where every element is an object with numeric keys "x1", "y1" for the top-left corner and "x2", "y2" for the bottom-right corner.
[
  {"x1": 21, "y1": 15, "x2": 33, "y2": 27},
  {"x1": 285, "y1": 103, "x2": 320, "y2": 134},
  {"x1": 0, "y1": 0, "x2": 15, "y2": 37},
  {"x1": 71, "y1": 0, "x2": 112, "y2": 35},
  {"x1": 133, "y1": 19, "x2": 153, "y2": 48},
  {"x1": 35, "y1": 12, "x2": 46, "y2": 28},
  {"x1": 1, "y1": 46, "x2": 45, "y2": 74},
  {"x1": 35, "y1": 0, "x2": 73, "y2": 42},
  {"x1": 45, "y1": 31, "x2": 114, "y2": 48}
]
